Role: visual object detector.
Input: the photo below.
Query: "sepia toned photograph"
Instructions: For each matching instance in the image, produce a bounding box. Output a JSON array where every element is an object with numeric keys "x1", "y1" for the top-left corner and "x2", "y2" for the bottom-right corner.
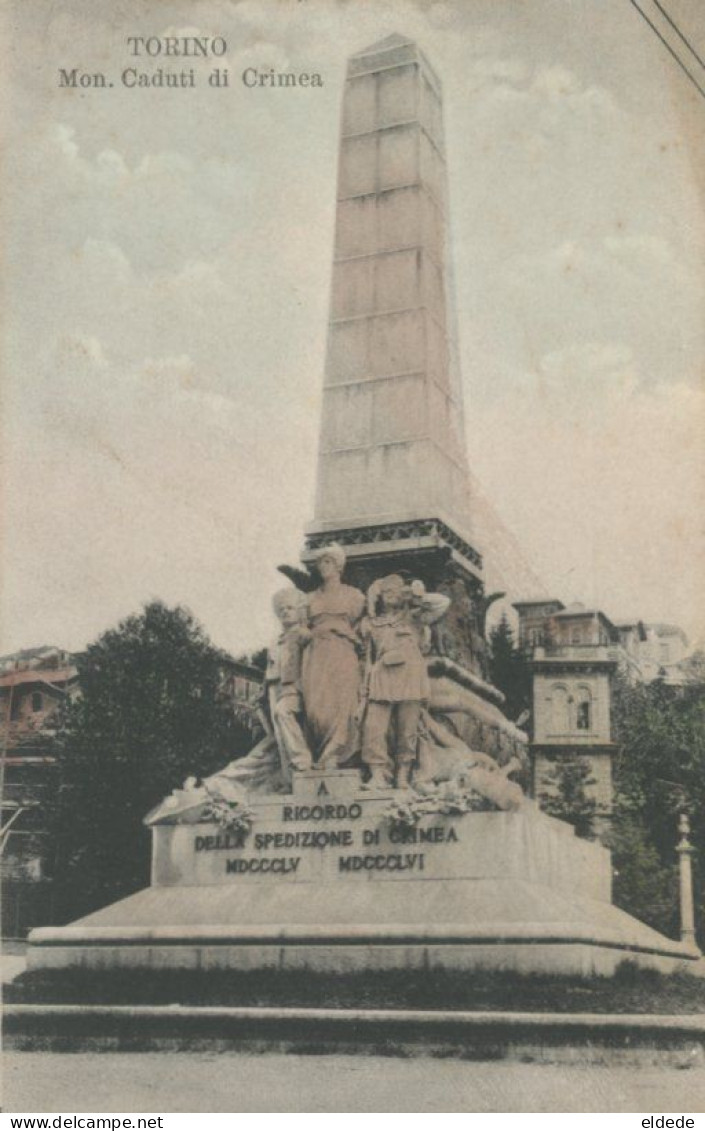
[{"x1": 2, "y1": 0, "x2": 704, "y2": 1115}]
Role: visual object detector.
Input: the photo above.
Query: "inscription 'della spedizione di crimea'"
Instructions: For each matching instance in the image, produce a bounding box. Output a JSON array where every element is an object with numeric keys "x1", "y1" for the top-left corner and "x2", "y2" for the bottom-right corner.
[
  {"x1": 192, "y1": 798, "x2": 461, "y2": 879},
  {"x1": 172, "y1": 790, "x2": 464, "y2": 884}
]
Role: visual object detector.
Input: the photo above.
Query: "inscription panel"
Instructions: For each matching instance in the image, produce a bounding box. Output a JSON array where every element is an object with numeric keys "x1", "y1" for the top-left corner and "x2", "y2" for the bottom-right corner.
[
  {"x1": 153, "y1": 797, "x2": 466, "y2": 887},
  {"x1": 150, "y1": 794, "x2": 610, "y2": 902}
]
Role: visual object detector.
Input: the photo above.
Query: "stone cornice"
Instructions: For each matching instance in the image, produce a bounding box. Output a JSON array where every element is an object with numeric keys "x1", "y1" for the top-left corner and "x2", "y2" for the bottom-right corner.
[{"x1": 303, "y1": 517, "x2": 483, "y2": 575}]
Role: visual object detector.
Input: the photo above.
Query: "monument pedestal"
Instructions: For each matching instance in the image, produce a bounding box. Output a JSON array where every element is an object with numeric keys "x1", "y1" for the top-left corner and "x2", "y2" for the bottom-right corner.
[{"x1": 27, "y1": 772, "x2": 699, "y2": 977}]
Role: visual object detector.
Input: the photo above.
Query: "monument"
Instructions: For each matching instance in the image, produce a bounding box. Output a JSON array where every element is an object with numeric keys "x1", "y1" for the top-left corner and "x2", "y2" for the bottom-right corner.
[{"x1": 26, "y1": 35, "x2": 700, "y2": 977}]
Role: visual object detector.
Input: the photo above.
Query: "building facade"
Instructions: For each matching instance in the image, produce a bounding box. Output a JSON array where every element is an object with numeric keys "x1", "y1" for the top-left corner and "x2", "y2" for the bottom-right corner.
[
  {"x1": 0, "y1": 647, "x2": 80, "y2": 938},
  {"x1": 513, "y1": 600, "x2": 692, "y2": 836},
  {"x1": 1, "y1": 646, "x2": 264, "y2": 938}
]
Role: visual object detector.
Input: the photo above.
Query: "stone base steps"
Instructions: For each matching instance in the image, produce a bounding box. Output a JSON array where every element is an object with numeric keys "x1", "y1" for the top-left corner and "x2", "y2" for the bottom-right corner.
[{"x1": 5, "y1": 1004, "x2": 705, "y2": 1064}]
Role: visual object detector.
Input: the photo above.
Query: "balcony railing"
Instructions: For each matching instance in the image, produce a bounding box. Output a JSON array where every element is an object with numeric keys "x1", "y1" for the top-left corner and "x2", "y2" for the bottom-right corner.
[{"x1": 532, "y1": 644, "x2": 619, "y2": 663}]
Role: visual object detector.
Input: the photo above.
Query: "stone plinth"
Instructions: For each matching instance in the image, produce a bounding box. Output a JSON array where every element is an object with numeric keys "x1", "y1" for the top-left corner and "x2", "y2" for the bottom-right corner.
[{"x1": 27, "y1": 772, "x2": 700, "y2": 976}]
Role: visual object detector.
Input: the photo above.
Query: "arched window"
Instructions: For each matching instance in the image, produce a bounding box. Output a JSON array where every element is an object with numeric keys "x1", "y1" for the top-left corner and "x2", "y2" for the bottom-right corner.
[
  {"x1": 576, "y1": 686, "x2": 592, "y2": 731},
  {"x1": 551, "y1": 684, "x2": 570, "y2": 732}
]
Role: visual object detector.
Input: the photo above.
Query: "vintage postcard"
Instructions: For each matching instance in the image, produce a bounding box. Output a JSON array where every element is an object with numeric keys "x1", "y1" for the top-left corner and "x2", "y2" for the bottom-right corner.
[{"x1": 2, "y1": 0, "x2": 704, "y2": 1116}]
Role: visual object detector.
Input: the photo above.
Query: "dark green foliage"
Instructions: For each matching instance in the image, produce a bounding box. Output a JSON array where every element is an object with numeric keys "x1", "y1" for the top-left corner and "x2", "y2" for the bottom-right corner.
[
  {"x1": 247, "y1": 648, "x2": 268, "y2": 673},
  {"x1": 488, "y1": 614, "x2": 531, "y2": 723},
  {"x1": 533, "y1": 672, "x2": 704, "y2": 942},
  {"x1": 608, "y1": 817, "x2": 678, "y2": 937},
  {"x1": 610, "y1": 673, "x2": 705, "y2": 941},
  {"x1": 537, "y1": 753, "x2": 598, "y2": 840},
  {"x1": 48, "y1": 601, "x2": 257, "y2": 921}
]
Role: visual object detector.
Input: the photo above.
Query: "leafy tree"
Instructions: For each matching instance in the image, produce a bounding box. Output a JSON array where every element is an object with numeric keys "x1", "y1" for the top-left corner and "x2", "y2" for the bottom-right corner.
[
  {"x1": 488, "y1": 614, "x2": 531, "y2": 722},
  {"x1": 537, "y1": 753, "x2": 598, "y2": 840},
  {"x1": 235, "y1": 647, "x2": 268, "y2": 673},
  {"x1": 49, "y1": 601, "x2": 258, "y2": 921},
  {"x1": 250, "y1": 648, "x2": 268, "y2": 672},
  {"x1": 610, "y1": 673, "x2": 705, "y2": 940},
  {"x1": 608, "y1": 816, "x2": 678, "y2": 937}
]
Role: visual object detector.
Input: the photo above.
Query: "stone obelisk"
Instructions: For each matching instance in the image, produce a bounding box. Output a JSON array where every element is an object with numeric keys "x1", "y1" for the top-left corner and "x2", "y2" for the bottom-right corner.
[{"x1": 303, "y1": 34, "x2": 486, "y2": 676}]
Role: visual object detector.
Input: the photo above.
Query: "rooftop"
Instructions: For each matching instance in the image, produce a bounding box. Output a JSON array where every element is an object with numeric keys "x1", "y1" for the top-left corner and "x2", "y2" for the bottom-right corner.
[
  {"x1": 0, "y1": 666, "x2": 78, "y2": 690},
  {"x1": 513, "y1": 598, "x2": 564, "y2": 609}
]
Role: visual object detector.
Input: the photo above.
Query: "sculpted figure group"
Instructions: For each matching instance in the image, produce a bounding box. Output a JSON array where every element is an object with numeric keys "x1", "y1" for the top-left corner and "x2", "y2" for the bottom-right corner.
[
  {"x1": 207, "y1": 542, "x2": 522, "y2": 808},
  {"x1": 266, "y1": 544, "x2": 449, "y2": 789}
]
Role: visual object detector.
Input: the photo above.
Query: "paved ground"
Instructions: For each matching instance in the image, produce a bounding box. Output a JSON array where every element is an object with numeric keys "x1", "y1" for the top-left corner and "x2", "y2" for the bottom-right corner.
[{"x1": 3, "y1": 1052, "x2": 705, "y2": 1113}]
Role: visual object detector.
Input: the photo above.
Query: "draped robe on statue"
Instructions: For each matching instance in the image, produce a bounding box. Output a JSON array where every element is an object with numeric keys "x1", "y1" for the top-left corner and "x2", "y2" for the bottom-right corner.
[{"x1": 302, "y1": 583, "x2": 365, "y2": 766}]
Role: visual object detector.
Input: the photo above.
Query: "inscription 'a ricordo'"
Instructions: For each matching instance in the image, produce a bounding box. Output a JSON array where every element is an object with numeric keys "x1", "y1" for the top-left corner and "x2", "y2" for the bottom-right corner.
[{"x1": 282, "y1": 803, "x2": 362, "y2": 822}]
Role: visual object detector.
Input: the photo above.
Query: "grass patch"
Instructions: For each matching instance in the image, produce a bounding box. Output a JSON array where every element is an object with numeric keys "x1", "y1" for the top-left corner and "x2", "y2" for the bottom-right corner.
[{"x1": 5, "y1": 961, "x2": 705, "y2": 1013}]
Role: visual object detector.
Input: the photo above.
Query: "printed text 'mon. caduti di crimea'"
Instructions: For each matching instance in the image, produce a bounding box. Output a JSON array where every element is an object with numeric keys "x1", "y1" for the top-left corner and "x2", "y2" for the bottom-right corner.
[{"x1": 58, "y1": 35, "x2": 324, "y2": 90}]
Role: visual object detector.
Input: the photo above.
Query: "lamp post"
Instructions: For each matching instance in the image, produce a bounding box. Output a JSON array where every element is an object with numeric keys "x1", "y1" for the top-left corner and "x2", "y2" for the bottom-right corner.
[{"x1": 676, "y1": 812, "x2": 697, "y2": 948}]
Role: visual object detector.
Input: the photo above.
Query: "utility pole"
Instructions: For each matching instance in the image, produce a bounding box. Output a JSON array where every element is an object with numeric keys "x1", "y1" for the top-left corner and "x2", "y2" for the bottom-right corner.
[{"x1": 677, "y1": 812, "x2": 697, "y2": 948}]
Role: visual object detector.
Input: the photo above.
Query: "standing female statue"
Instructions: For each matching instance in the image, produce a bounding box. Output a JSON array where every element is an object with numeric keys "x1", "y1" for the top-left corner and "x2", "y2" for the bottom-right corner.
[{"x1": 302, "y1": 544, "x2": 365, "y2": 767}]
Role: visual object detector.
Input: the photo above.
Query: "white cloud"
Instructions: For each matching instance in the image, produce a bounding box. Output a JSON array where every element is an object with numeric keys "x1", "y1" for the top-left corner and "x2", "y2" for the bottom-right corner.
[
  {"x1": 472, "y1": 379, "x2": 705, "y2": 638},
  {"x1": 538, "y1": 341, "x2": 639, "y2": 402},
  {"x1": 53, "y1": 124, "x2": 79, "y2": 161}
]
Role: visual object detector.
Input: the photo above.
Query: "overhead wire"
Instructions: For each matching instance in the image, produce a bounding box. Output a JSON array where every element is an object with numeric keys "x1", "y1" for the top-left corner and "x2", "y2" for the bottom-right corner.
[
  {"x1": 650, "y1": 0, "x2": 705, "y2": 74},
  {"x1": 627, "y1": 0, "x2": 705, "y2": 103}
]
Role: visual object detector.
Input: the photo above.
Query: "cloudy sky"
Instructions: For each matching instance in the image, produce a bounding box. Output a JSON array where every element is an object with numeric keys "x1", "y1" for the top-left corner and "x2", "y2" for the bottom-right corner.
[{"x1": 4, "y1": 0, "x2": 705, "y2": 657}]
